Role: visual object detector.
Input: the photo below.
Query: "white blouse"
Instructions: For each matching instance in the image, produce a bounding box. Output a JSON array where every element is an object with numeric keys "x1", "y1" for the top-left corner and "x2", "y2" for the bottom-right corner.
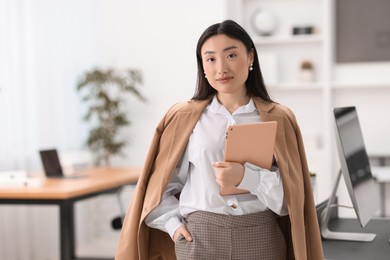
[{"x1": 145, "y1": 96, "x2": 287, "y2": 238}]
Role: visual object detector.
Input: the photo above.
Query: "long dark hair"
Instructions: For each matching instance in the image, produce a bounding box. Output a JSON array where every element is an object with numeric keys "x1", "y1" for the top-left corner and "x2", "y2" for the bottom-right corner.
[{"x1": 192, "y1": 20, "x2": 273, "y2": 103}]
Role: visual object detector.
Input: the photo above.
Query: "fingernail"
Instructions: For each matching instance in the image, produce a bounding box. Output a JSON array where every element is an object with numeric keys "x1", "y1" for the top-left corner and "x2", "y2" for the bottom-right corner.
[{"x1": 187, "y1": 236, "x2": 192, "y2": 241}]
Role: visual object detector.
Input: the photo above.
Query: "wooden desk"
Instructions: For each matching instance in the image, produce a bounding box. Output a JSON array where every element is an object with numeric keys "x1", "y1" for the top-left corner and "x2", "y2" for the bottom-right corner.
[{"x1": 0, "y1": 167, "x2": 140, "y2": 260}]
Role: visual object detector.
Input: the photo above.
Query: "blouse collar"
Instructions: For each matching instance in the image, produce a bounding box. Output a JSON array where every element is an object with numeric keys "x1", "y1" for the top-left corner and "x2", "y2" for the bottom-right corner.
[{"x1": 207, "y1": 95, "x2": 257, "y2": 116}]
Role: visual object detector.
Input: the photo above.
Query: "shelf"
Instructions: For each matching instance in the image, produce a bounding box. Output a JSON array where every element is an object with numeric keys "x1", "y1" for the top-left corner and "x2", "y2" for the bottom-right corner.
[
  {"x1": 252, "y1": 34, "x2": 323, "y2": 45},
  {"x1": 331, "y1": 82, "x2": 390, "y2": 89},
  {"x1": 267, "y1": 82, "x2": 324, "y2": 90}
]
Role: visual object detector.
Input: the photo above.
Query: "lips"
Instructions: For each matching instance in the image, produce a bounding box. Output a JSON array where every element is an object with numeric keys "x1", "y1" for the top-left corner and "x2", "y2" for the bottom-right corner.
[{"x1": 216, "y1": 76, "x2": 233, "y2": 82}]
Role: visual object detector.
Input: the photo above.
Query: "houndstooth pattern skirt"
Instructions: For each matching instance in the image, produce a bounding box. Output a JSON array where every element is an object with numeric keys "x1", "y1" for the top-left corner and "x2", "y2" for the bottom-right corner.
[{"x1": 175, "y1": 210, "x2": 286, "y2": 260}]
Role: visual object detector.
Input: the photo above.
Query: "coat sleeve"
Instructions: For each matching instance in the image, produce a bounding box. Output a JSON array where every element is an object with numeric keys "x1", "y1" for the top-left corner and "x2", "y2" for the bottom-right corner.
[
  {"x1": 115, "y1": 103, "x2": 188, "y2": 260},
  {"x1": 296, "y1": 122, "x2": 324, "y2": 259},
  {"x1": 115, "y1": 114, "x2": 167, "y2": 260},
  {"x1": 286, "y1": 107, "x2": 324, "y2": 260}
]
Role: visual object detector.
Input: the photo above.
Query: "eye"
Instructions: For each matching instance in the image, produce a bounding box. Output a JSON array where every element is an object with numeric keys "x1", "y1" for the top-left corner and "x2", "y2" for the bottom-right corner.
[
  {"x1": 206, "y1": 57, "x2": 215, "y2": 62},
  {"x1": 227, "y1": 53, "x2": 237, "y2": 59}
]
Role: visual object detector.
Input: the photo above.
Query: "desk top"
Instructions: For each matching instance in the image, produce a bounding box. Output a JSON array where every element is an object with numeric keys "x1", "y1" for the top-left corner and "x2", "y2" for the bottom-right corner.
[
  {"x1": 322, "y1": 218, "x2": 390, "y2": 260},
  {"x1": 0, "y1": 167, "x2": 140, "y2": 200},
  {"x1": 372, "y1": 166, "x2": 390, "y2": 182}
]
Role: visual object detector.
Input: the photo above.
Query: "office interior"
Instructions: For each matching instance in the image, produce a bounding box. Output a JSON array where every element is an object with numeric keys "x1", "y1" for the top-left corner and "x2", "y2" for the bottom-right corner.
[{"x1": 1, "y1": 0, "x2": 390, "y2": 259}]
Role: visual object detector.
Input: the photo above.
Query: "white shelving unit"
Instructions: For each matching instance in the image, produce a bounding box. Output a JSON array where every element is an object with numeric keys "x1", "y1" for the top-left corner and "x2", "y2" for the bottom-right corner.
[
  {"x1": 252, "y1": 34, "x2": 324, "y2": 45},
  {"x1": 225, "y1": 0, "x2": 390, "y2": 206}
]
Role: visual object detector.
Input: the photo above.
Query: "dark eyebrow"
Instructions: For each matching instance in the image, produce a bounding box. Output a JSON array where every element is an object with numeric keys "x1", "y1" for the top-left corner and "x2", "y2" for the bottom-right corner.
[
  {"x1": 203, "y1": 45, "x2": 238, "y2": 55},
  {"x1": 223, "y1": 46, "x2": 238, "y2": 52}
]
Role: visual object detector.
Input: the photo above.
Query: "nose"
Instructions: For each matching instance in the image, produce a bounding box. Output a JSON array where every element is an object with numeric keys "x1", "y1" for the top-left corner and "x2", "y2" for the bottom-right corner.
[{"x1": 217, "y1": 59, "x2": 228, "y2": 74}]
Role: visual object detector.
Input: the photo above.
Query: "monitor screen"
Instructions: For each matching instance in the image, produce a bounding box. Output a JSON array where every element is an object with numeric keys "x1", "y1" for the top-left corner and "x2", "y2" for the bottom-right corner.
[{"x1": 333, "y1": 107, "x2": 380, "y2": 227}]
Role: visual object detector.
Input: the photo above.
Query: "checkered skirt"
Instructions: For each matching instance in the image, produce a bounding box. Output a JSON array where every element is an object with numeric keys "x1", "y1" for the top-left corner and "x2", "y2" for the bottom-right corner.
[{"x1": 175, "y1": 210, "x2": 286, "y2": 260}]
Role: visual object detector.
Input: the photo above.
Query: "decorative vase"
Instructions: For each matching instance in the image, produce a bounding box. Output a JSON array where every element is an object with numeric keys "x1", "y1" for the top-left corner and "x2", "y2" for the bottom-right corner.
[{"x1": 251, "y1": 9, "x2": 278, "y2": 36}]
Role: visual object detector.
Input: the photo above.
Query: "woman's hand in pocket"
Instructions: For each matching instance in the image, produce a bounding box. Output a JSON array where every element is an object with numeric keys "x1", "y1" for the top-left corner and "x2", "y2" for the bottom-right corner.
[{"x1": 173, "y1": 225, "x2": 193, "y2": 243}]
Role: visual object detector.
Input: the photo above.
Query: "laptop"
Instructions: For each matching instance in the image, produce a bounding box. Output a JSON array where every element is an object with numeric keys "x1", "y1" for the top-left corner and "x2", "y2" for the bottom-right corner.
[
  {"x1": 39, "y1": 149, "x2": 87, "y2": 178},
  {"x1": 221, "y1": 121, "x2": 278, "y2": 195}
]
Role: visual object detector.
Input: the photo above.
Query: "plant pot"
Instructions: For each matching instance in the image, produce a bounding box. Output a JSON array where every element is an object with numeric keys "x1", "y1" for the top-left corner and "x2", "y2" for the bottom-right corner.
[{"x1": 300, "y1": 69, "x2": 315, "y2": 82}]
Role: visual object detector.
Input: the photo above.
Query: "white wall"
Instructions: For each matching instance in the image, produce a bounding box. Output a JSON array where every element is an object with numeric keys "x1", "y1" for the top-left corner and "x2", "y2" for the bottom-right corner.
[{"x1": 97, "y1": 0, "x2": 225, "y2": 167}]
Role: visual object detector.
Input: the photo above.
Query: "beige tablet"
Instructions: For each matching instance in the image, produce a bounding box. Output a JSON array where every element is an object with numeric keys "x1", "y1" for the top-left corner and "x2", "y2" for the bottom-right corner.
[{"x1": 221, "y1": 121, "x2": 277, "y2": 195}]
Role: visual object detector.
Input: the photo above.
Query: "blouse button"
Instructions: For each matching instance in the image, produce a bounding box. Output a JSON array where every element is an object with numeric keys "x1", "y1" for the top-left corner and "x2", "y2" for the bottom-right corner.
[{"x1": 229, "y1": 203, "x2": 237, "y2": 209}]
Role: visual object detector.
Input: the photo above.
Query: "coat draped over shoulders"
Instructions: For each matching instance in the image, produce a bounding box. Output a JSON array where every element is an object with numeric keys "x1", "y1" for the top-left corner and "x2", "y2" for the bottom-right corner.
[{"x1": 115, "y1": 97, "x2": 324, "y2": 260}]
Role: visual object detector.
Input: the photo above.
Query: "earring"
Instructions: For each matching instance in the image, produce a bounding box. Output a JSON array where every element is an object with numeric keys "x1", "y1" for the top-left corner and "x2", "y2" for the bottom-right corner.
[
  {"x1": 249, "y1": 64, "x2": 253, "y2": 71},
  {"x1": 204, "y1": 72, "x2": 207, "y2": 78}
]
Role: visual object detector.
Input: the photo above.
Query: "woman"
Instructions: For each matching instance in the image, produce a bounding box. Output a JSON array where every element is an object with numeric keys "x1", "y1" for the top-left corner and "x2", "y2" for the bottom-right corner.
[{"x1": 116, "y1": 20, "x2": 323, "y2": 260}]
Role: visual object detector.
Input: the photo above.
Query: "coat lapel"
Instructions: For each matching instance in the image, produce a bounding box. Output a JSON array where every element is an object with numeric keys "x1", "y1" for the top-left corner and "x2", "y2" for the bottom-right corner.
[{"x1": 253, "y1": 98, "x2": 291, "y2": 207}]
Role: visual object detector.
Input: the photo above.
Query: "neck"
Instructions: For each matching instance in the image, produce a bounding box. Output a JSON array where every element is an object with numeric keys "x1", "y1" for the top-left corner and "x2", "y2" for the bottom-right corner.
[{"x1": 216, "y1": 93, "x2": 250, "y2": 114}]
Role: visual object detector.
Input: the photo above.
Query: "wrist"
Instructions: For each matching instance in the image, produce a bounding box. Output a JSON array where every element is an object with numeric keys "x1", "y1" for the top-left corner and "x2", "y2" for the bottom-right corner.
[{"x1": 165, "y1": 217, "x2": 184, "y2": 239}]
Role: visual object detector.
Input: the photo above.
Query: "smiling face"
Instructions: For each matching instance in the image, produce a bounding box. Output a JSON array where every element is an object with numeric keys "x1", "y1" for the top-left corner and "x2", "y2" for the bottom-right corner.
[{"x1": 201, "y1": 34, "x2": 254, "y2": 98}]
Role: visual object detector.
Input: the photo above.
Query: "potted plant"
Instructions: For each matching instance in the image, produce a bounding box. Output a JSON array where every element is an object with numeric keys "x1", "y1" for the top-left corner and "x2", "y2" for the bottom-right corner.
[
  {"x1": 300, "y1": 60, "x2": 315, "y2": 82},
  {"x1": 76, "y1": 68, "x2": 146, "y2": 166}
]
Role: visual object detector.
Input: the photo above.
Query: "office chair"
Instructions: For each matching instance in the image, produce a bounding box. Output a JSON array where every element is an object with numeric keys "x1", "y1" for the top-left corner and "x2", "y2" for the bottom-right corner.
[{"x1": 111, "y1": 184, "x2": 136, "y2": 230}]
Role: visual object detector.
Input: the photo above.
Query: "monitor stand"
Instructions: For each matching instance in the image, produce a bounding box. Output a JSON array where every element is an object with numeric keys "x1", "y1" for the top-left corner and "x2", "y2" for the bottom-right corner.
[{"x1": 320, "y1": 169, "x2": 377, "y2": 242}]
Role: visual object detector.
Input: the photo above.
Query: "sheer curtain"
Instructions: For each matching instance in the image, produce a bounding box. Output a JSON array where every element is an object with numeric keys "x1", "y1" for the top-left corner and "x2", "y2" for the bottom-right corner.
[
  {"x1": 0, "y1": 0, "x2": 102, "y2": 259},
  {"x1": 0, "y1": 0, "x2": 101, "y2": 172}
]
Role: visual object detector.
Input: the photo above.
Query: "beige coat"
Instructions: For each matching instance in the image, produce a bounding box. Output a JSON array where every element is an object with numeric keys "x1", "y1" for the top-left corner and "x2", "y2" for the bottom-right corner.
[{"x1": 115, "y1": 97, "x2": 324, "y2": 260}]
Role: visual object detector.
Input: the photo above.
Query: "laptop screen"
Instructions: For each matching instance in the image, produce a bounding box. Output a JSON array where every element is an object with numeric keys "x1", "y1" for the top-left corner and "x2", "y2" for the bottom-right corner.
[{"x1": 39, "y1": 149, "x2": 64, "y2": 177}]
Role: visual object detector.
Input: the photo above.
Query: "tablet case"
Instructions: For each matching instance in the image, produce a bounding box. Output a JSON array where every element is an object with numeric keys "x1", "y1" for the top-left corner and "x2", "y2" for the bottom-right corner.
[{"x1": 221, "y1": 121, "x2": 277, "y2": 195}]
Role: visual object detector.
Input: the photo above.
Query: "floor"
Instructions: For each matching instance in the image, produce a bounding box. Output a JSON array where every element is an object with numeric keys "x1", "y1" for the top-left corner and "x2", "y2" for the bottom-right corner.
[{"x1": 77, "y1": 232, "x2": 120, "y2": 259}]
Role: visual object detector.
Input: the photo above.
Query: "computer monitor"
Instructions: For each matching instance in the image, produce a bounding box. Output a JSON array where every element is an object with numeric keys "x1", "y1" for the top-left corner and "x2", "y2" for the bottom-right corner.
[{"x1": 321, "y1": 106, "x2": 380, "y2": 242}]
